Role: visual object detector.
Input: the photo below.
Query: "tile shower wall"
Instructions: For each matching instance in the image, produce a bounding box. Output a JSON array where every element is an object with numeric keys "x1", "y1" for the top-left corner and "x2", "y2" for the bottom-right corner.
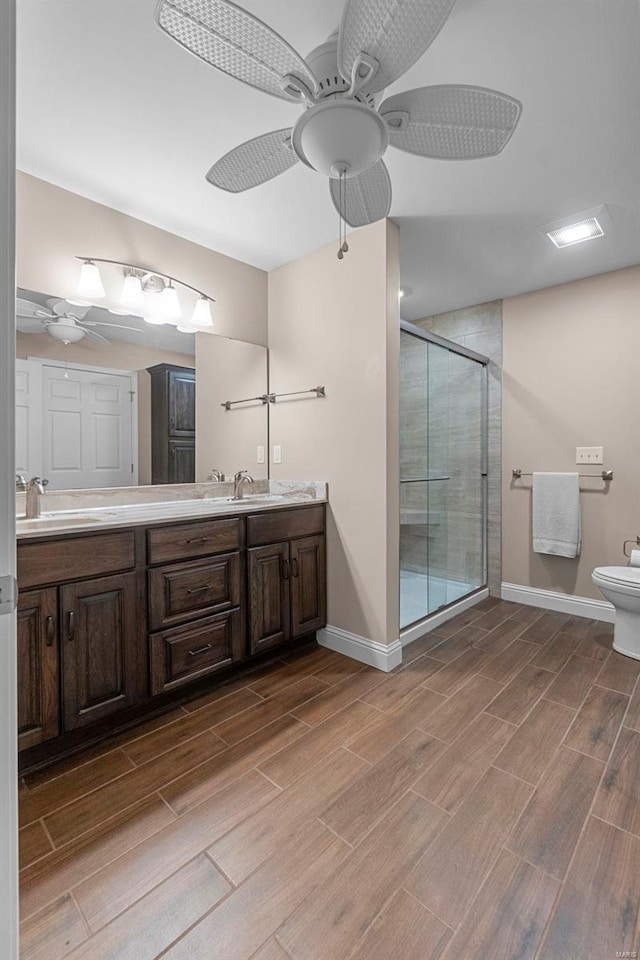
[{"x1": 413, "y1": 300, "x2": 503, "y2": 596}]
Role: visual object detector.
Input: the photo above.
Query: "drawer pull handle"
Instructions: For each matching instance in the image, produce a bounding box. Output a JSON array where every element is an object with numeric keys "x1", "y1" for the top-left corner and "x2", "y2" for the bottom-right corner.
[
  {"x1": 46, "y1": 615, "x2": 55, "y2": 647},
  {"x1": 186, "y1": 585, "x2": 209, "y2": 595},
  {"x1": 67, "y1": 610, "x2": 75, "y2": 642},
  {"x1": 188, "y1": 643, "x2": 213, "y2": 657},
  {"x1": 291, "y1": 557, "x2": 299, "y2": 578},
  {"x1": 187, "y1": 537, "x2": 209, "y2": 544},
  {"x1": 282, "y1": 558, "x2": 290, "y2": 581}
]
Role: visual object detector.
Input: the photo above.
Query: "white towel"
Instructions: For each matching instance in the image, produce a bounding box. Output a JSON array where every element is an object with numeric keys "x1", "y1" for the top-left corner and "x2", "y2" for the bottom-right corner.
[{"x1": 532, "y1": 472, "x2": 581, "y2": 558}]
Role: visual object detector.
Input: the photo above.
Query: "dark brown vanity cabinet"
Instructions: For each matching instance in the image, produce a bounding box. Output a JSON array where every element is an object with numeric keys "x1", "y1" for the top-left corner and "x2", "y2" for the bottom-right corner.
[
  {"x1": 148, "y1": 364, "x2": 196, "y2": 484},
  {"x1": 17, "y1": 503, "x2": 326, "y2": 770},
  {"x1": 247, "y1": 506, "x2": 327, "y2": 654},
  {"x1": 17, "y1": 588, "x2": 59, "y2": 751},
  {"x1": 147, "y1": 517, "x2": 245, "y2": 695},
  {"x1": 60, "y1": 573, "x2": 139, "y2": 731}
]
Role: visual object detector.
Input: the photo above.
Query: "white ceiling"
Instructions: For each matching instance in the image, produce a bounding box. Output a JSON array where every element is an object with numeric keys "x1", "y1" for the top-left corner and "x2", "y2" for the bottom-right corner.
[{"x1": 16, "y1": 0, "x2": 640, "y2": 321}]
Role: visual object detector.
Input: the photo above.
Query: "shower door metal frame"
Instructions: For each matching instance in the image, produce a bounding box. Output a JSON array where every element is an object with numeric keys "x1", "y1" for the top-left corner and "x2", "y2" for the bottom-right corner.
[{"x1": 400, "y1": 320, "x2": 490, "y2": 624}]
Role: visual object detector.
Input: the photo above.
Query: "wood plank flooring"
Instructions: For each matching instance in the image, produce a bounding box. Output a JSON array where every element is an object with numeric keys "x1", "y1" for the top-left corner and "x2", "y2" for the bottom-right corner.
[{"x1": 18, "y1": 603, "x2": 640, "y2": 960}]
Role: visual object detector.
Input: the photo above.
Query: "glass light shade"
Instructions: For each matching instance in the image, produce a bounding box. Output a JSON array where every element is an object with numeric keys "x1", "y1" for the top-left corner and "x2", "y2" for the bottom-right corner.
[
  {"x1": 159, "y1": 283, "x2": 181, "y2": 319},
  {"x1": 177, "y1": 320, "x2": 198, "y2": 333},
  {"x1": 121, "y1": 273, "x2": 144, "y2": 311},
  {"x1": 77, "y1": 261, "x2": 106, "y2": 299},
  {"x1": 143, "y1": 315, "x2": 167, "y2": 326},
  {"x1": 191, "y1": 296, "x2": 214, "y2": 328}
]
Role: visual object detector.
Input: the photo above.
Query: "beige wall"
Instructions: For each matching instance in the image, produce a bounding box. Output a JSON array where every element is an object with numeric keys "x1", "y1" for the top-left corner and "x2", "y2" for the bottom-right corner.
[
  {"x1": 502, "y1": 265, "x2": 640, "y2": 599},
  {"x1": 268, "y1": 219, "x2": 400, "y2": 647},
  {"x1": 16, "y1": 172, "x2": 268, "y2": 347},
  {"x1": 16, "y1": 331, "x2": 191, "y2": 485},
  {"x1": 195, "y1": 333, "x2": 268, "y2": 482}
]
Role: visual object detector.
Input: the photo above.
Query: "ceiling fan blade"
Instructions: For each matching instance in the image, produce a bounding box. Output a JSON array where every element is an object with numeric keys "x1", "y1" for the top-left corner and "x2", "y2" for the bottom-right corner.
[
  {"x1": 15, "y1": 317, "x2": 46, "y2": 334},
  {"x1": 155, "y1": 0, "x2": 316, "y2": 102},
  {"x1": 338, "y1": 0, "x2": 456, "y2": 96},
  {"x1": 80, "y1": 320, "x2": 143, "y2": 333},
  {"x1": 81, "y1": 327, "x2": 110, "y2": 345},
  {"x1": 381, "y1": 85, "x2": 522, "y2": 160},
  {"x1": 48, "y1": 298, "x2": 90, "y2": 320},
  {"x1": 329, "y1": 160, "x2": 392, "y2": 228},
  {"x1": 16, "y1": 297, "x2": 54, "y2": 320},
  {"x1": 206, "y1": 128, "x2": 298, "y2": 193}
]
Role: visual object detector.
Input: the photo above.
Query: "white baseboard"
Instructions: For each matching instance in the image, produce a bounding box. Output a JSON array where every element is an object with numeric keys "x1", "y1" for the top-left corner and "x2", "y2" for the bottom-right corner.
[
  {"x1": 317, "y1": 626, "x2": 403, "y2": 673},
  {"x1": 400, "y1": 587, "x2": 490, "y2": 648},
  {"x1": 501, "y1": 582, "x2": 615, "y2": 624}
]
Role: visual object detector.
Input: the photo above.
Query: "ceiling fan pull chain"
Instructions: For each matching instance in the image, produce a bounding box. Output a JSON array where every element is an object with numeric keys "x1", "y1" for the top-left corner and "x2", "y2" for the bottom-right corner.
[
  {"x1": 342, "y1": 173, "x2": 349, "y2": 255},
  {"x1": 337, "y1": 170, "x2": 345, "y2": 260}
]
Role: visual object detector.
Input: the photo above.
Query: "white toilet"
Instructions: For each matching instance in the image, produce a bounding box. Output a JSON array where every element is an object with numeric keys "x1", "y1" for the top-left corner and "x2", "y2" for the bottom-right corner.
[{"x1": 592, "y1": 566, "x2": 640, "y2": 660}]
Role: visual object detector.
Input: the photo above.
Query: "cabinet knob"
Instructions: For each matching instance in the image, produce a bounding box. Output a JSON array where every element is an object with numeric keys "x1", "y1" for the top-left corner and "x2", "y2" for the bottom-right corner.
[{"x1": 46, "y1": 615, "x2": 55, "y2": 647}]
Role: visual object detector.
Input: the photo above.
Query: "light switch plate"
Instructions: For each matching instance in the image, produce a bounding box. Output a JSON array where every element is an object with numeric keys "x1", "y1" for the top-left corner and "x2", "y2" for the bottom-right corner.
[
  {"x1": 273, "y1": 445, "x2": 282, "y2": 464},
  {"x1": 576, "y1": 446, "x2": 604, "y2": 464},
  {"x1": 256, "y1": 445, "x2": 265, "y2": 464}
]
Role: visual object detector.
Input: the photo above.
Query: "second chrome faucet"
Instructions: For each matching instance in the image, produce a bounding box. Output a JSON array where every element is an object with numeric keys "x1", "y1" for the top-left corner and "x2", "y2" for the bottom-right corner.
[{"x1": 232, "y1": 470, "x2": 254, "y2": 501}]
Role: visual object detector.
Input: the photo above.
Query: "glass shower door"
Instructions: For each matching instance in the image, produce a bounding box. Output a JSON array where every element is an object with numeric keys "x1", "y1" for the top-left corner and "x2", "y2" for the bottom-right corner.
[{"x1": 400, "y1": 324, "x2": 487, "y2": 630}]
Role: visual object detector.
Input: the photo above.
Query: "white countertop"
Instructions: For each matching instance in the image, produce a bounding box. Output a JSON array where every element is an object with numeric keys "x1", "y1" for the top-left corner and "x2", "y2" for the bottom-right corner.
[{"x1": 16, "y1": 481, "x2": 327, "y2": 540}]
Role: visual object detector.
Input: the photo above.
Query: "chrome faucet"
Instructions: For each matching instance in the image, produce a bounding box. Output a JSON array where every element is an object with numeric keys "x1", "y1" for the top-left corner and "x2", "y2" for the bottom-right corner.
[
  {"x1": 15, "y1": 474, "x2": 27, "y2": 492},
  {"x1": 233, "y1": 470, "x2": 254, "y2": 501},
  {"x1": 207, "y1": 468, "x2": 225, "y2": 482},
  {"x1": 25, "y1": 477, "x2": 46, "y2": 519}
]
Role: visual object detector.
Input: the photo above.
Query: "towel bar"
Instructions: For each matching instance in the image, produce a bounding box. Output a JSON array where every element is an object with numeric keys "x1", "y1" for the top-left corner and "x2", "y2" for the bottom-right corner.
[{"x1": 512, "y1": 468, "x2": 613, "y2": 482}]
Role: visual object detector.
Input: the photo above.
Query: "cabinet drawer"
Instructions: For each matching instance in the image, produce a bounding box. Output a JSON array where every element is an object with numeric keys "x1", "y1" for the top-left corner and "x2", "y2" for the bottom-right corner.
[
  {"x1": 246, "y1": 505, "x2": 324, "y2": 547},
  {"x1": 18, "y1": 531, "x2": 136, "y2": 590},
  {"x1": 148, "y1": 553, "x2": 241, "y2": 630},
  {"x1": 150, "y1": 610, "x2": 243, "y2": 694},
  {"x1": 147, "y1": 517, "x2": 242, "y2": 565}
]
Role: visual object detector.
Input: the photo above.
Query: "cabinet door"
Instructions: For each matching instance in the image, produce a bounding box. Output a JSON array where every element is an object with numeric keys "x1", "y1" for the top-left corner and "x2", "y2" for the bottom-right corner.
[
  {"x1": 168, "y1": 369, "x2": 196, "y2": 436},
  {"x1": 248, "y1": 542, "x2": 290, "y2": 654},
  {"x1": 60, "y1": 573, "x2": 139, "y2": 731},
  {"x1": 169, "y1": 440, "x2": 195, "y2": 484},
  {"x1": 290, "y1": 535, "x2": 327, "y2": 639},
  {"x1": 17, "y1": 588, "x2": 59, "y2": 751}
]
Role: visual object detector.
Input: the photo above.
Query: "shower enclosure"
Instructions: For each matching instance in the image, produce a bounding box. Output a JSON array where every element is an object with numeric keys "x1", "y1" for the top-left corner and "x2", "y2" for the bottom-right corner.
[{"x1": 400, "y1": 320, "x2": 488, "y2": 630}]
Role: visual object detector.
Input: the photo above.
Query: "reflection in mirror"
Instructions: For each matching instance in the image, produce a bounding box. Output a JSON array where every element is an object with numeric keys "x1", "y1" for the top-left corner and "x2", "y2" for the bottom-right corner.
[
  {"x1": 196, "y1": 335, "x2": 269, "y2": 483},
  {"x1": 15, "y1": 287, "x2": 268, "y2": 489}
]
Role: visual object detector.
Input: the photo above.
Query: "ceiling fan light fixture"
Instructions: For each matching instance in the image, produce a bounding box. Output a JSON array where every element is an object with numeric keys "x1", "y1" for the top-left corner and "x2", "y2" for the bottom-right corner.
[
  {"x1": 546, "y1": 217, "x2": 604, "y2": 248},
  {"x1": 47, "y1": 318, "x2": 85, "y2": 343},
  {"x1": 191, "y1": 296, "x2": 214, "y2": 328},
  {"x1": 77, "y1": 260, "x2": 106, "y2": 299},
  {"x1": 291, "y1": 100, "x2": 388, "y2": 178}
]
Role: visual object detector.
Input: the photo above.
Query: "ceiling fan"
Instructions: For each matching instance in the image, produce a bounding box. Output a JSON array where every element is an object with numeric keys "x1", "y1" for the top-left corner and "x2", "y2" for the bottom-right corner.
[
  {"x1": 16, "y1": 298, "x2": 143, "y2": 345},
  {"x1": 155, "y1": 0, "x2": 523, "y2": 248}
]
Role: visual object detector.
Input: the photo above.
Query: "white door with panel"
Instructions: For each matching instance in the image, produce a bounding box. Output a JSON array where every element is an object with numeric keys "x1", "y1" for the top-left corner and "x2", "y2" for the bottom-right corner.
[
  {"x1": 42, "y1": 364, "x2": 137, "y2": 489},
  {"x1": 15, "y1": 358, "x2": 43, "y2": 479}
]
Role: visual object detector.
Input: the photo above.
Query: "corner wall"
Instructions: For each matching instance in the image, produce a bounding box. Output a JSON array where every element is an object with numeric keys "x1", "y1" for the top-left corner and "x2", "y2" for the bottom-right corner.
[
  {"x1": 502, "y1": 265, "x2": 640, "y2": 601},
  {"x1": 268, "y1": 220, "x2": 400, "y2": 663},
  {"x1": 16, "y1": 172, "x2": 268, "y2": 347}
]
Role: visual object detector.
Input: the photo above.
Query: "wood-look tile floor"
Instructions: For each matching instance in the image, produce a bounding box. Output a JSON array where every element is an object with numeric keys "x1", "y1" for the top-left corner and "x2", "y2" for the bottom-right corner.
[{"x1": 18, "y1": 599, "x2": 640, "y2": 960}]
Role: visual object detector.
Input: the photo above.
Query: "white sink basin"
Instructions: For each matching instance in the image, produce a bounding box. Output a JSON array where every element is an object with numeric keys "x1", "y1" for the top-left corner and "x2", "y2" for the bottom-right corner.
[{"x1": 16, "y1": 513, "x2": 105, "y2": 532}]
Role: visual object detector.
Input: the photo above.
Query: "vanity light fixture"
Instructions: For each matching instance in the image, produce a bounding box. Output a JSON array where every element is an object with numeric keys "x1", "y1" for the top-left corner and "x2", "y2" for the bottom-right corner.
[
  {"x1": 121, "y1": 271, "x2": 145, "y2": 311},
  {"x1": 73, "y1": 257, "x2": 216, "y2": 334},
  {"x1": 77, "y1": 260, "x2": 106, "y2": 299},
  {"x1": 547, "y1": 217, "x2": 604, "y2": 249},
  {"x1": 191, "y1": 296, "x2": 214, "y2": 328}
]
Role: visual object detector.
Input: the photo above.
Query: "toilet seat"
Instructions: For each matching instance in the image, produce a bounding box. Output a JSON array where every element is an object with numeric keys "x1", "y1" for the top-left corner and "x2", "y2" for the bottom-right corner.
[{"x1": 593, "y1": 566, "x2": 640, "y2": 588}]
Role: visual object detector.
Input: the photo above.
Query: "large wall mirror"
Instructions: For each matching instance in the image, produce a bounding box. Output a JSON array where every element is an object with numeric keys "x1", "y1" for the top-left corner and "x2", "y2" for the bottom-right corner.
[{"x1": 15, "y1": 287, "x2": 269, "y2": 490}]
